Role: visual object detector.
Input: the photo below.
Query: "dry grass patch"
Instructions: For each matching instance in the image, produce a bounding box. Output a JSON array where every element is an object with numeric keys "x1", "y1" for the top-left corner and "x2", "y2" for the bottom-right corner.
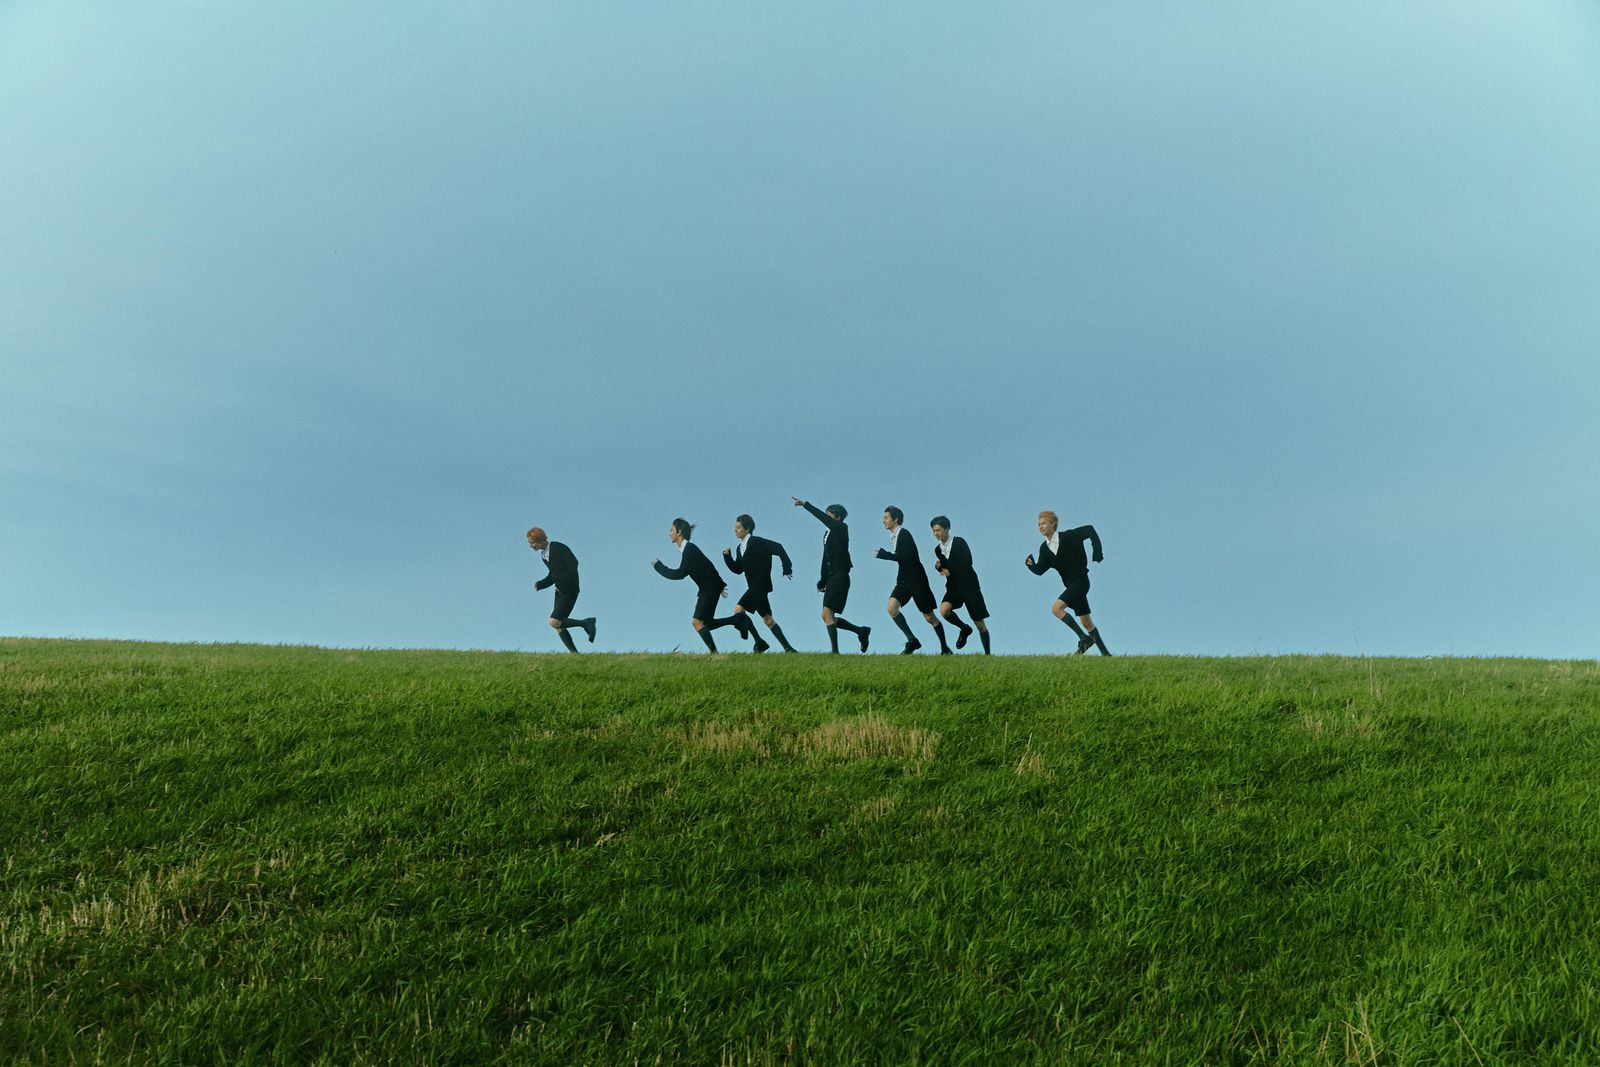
[
  {"x1": 788, "y1": 714, "x2": 939, "y2": 768},
  {"x1": 675, "y1": 720, "x2": 769, "y2": 759},
  {"x1": 1300, "y1": 707, "x2": 1380, "y2": 740},
  {"x1": 1013, "y1": 744, "x2": 1050, "y2": 778}
]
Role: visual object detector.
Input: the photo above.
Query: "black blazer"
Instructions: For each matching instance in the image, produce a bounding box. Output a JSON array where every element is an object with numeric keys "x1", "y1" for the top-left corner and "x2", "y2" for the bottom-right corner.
[
  {"x1": 1026, "y1": 525, "x2": 1103, "y2": 583},
  {"x1": 534, "y1": 541, "x2": 580, "y2": 593},
  {"x1": 724, "y1": 535, "x2": 793, "y2": 595},
  {"x1": 801, "y1": 501, "x2": 852, "y2": 583},
  {"x1": 655, "y1": 542, "x2": 726, "y2": 594},
  {"x1": 875, "y1": 528, "x2": 931, "y2": 587},
  {"x1": 933, "y1": 536, "x2": 981, "y2": 596}
]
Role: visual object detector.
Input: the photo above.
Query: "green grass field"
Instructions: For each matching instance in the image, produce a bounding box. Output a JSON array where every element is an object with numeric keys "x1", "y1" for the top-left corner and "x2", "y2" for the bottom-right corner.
[{"x1": 3, "y1": 638, "x2": 1599, "y2": 1064}]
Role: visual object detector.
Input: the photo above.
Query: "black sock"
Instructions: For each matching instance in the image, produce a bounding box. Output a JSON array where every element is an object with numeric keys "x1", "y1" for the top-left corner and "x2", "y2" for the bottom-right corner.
[
  {"x1": 932, "y1": 622, "x2": 949, "y2": 652},
  {"x1": 833, "y1": 617, "x2": 862, "y2": 635},
  {"x1": 769, "y1": 623, "x2": 794, "y2": 652},
  {"x1": 947, "y1": 613, "x2": 972, "y2": 635},
  {"x1": 558, "y1": 628, "x2": 578, "y2": 653},
  {"x1": 979, "y1": 629, "x2": 991, "y2": 654},
  {"x1": 699, "y1": 629, "x2": 717, "y2": 652},
  {"x1": 708, "y1": 616, "x2": 740, "y2": 632},
  {"x1": 1060, "y1": 613, "x2": 1087, "y2": 638},
  {"x1": 827, "y1": 624, "x2": 839, "y2": 653},
  {"x1": 893, "y1": 613, "x2": 916, "y2": 640},
  {"x1": 1091, "y1": 627, "x2": 1110, "y2": 655}
]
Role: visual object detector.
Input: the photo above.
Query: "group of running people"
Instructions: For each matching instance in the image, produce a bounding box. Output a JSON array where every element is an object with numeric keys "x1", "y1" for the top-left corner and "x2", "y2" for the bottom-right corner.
[{"x1": 525, "y1": 497, "x2": 1109, "y2": 656}]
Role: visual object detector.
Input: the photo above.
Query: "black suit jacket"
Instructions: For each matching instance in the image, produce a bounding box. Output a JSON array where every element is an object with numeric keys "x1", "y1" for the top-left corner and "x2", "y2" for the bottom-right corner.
[
  {"x1": 801, "y1": 501, "x2": 852, "y2": 584},
  {"x1": 1026, "y1": 525, "x2": 1103, "y2": 583},
  {"x1": 534, "y1": 541, "x2": 580, "y2": 593},
  {"x1": 875, "y1": 528, "x2": 931, "y2": 588},
  {"x1": 933, "y1": 536, "x2": 981, "y2": 597},
  {"x1": 724, "y1": 535, "x2": 793, "y2": 595},
  {"x1": 654, "y1": 542, "x2": 726, "y2": 594}
]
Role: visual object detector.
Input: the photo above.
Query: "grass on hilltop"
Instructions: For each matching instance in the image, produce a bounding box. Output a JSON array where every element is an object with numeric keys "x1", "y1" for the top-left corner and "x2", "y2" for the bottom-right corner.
[{"x1": 3, "y1": 638, "x2": 1600, "y2": 1064}]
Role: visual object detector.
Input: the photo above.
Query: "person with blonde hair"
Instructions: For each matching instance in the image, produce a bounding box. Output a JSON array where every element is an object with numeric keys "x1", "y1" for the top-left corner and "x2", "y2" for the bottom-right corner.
[
  {"x1": 526, "y1": 526, "x2": 596, "y2": 653},
  {"x1": 1025, "y1": 510, "x2": 1110, "y2": 655}
]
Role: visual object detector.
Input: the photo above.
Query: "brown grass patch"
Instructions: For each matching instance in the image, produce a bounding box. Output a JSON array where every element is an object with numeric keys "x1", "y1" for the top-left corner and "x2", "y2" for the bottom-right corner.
[
  {"x1": 1300, "y1": 707, "x2": 1380, "y2": 740},
  {"x1": 676, "y1": 720, "x2": 768, "y2": 759},
  {"x1": 788, "y1": 714, "x2": 939, "y2": 768}
]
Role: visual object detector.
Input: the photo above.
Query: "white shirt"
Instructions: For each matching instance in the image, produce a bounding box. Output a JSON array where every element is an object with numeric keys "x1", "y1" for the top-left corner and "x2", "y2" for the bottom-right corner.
[
  {"x1": 887, "y1": 526, "x2": 905, "y2": 551},
  {"x1": 1046, "y1": 531, "x2": 1060, "y2": 554},
  {"x1": 539, "y1": 547, "x2": 549, "y2": 563},
  {"x1": 735, "y1": 533, "x2": 751, "y2": 558}
]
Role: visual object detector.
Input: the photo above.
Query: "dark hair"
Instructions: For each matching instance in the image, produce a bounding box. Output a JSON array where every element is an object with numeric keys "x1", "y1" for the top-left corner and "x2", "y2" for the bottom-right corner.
[
  {"x1": 929, "y1": 515, "x2": 951, "y2": 530},
  {"x1": 736, "y1": 513, "x2": 755, "y2": 534},
  {"x1": 884, "y1": 505, "x2": 904, "y2": 525},
  {"x1": 671, "y1": 517, "x2": 695, "y2": 540},
  {"x1": 827, "y1": 504, "x2": 847, "y2": 520}
]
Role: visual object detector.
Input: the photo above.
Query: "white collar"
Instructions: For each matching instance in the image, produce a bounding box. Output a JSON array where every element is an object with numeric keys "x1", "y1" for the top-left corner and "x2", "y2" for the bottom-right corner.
[
  {"x1": 539, "y1": 546, "x2": 549, "y2": 562},
  {"x1": 1046, "y1": 531, "x2": 1060, "y2": 552},
  {"x1": 888, "y1": 526, "x2": 903, "y2": 545}
]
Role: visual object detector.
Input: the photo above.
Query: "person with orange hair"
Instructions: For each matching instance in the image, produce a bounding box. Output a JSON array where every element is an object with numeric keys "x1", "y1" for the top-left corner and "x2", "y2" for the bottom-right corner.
[
  {"x1": 527, "y1": 527, "x2": 596, "y2": 653},
  {"x1": 1025, "y1": 510, "x2": 1109, "y2": 655}
]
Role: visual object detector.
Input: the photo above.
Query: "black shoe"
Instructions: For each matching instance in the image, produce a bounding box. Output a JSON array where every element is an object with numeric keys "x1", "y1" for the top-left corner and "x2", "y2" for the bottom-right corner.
[
  {"x1": 955, "y1": 628, "x2": 969, "y2": 650},
  {"x1": 783, "y1": 647, "x2": 799, "y2": 654},
  {"x1": 752, "y1": 637, "x2": 771, "y2": 653},
  {"x1": 1075, "y1": 635, "x2": 1094, "y2": 655},
  {"x1": 737, "y1": 617, "x2": 752, "y2": 640},
  {"x1": 585, "y1": 620, "x2": 597, "y2": 644},
  {"x1": 859, "y1": 627, "x2": 871, "y2": 653},
  {"x1": 939, "y1": 646, "x2": 953, "y2": 656},
  {"x1": 900, "y1": 639, "x2": 922, "y2": 655}
]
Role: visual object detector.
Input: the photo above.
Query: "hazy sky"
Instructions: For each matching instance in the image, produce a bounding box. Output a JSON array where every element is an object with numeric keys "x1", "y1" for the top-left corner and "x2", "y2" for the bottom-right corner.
[{"x1": 4, "y1": 3, "x2": 1597, "y2": 657}]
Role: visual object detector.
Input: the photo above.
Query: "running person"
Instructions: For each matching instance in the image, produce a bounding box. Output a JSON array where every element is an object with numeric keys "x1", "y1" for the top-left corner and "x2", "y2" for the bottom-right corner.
[
  {"x1": 929, "y1": 516, "x2": 991, "y2": 655},
  {"x1": 527, "y1": 526, "x2": 596, "y2": 653},
  {"x1": 1025, "y1": 510, "x2": 1110, "y2": 655},
  {"x1": 876, "y1": 506, "x2": 951, "y2": 655},
  {"x1": 792, "y1": 497, "x2": 870, "y2": 653},
  {"x1": 722, "y1": 513, "x2": 798, "y2": 653},
  {"x1": 652, "y1": 518, "x2": 741, "y2": 653}
]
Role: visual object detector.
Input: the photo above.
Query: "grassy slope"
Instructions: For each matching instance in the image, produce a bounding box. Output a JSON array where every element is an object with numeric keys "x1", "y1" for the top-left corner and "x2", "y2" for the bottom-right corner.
[{"x1": 2, "y1": 638, "x2": 1599, "y2": 1064}]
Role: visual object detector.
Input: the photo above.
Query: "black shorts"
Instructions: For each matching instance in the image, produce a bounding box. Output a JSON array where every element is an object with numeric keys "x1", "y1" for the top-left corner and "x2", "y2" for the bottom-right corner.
[
  {"x1": 737, "y1": 589, "x2": 772, "y2": 617},
  {"x1": 550, "y1": 588, "x2": 579, "y2": 622},
  {"x1": 693, "y1": 584, "x2": 725, "y2": 623},
  {"x1": 1056, "y1": 576, "x2": 1091, "y2": 616},
  {"x1": 821, "y1": 572, "x2": 850, "y2": 612},
  {"x1": 942, "y1": 584, "x2": 989, "y2": 621},
  {"x1": 891, "y1": 581, "x2": 938, "y2": 615}
]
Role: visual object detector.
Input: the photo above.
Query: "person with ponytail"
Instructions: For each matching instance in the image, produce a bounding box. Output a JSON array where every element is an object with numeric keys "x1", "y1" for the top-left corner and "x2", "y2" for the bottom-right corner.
[{"x1": 653, "y1": 518, "x2": 746, "y2": 653}]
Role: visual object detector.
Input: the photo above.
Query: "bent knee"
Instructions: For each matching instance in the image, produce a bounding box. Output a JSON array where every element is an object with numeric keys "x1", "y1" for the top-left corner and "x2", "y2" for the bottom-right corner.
[{"x1": 547, "y1": 618, "x2": 563, "y2": 629}]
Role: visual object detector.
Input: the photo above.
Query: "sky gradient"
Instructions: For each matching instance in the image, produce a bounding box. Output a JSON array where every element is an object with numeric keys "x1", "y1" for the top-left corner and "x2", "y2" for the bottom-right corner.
[{"x1": 4, "y1": 3, "x2": 1598, "y2": 657}]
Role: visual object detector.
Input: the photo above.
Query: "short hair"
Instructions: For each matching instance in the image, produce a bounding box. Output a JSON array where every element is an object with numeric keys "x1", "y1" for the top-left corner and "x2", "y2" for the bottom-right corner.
[
  {"x1": 884, "y1": 505, "x2": 904, "y2": 525},
  {"x1": 1038, "y1": 510, "x2": 1059, "y2": 527},
  {"x1": 827, "y1": 504, "x2": 847, "y2": 520},
  {"x1": 672, "y1": 517, "x2": 695, "y2": 540},
  {"x1": 929, "y1": 515, "x2": 951, "y2": 530},
  {"x1": 735, "y1": 513, "x2": 756, "y2": 534},
  {"x1": 526, "y1": 526, "x2": 546, "y2": 542}
]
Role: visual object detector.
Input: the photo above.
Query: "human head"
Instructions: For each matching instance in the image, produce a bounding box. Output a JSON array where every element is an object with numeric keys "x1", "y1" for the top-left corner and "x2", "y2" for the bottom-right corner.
[
  {"x1": 1038, "y1": 510, "x2": 1059, "y2": 536},
  {"x1": 929, "y1": 516, "x2": 950, "y2": 542},
  {"x1": 526, "y1": 526, "x2": 548, "y2": 551},
  {"x1": 826, "y1": 504, "x2": 847, "y2": 522},
  {"x1": 670, "y1": 517, "x2": 695, "y2": 545},
  {"x1": 883, "y1": 506, "x2": 903, "y2": 529},
  {"x1": 735, "y1": 514, "x2": 755, "y2": 539}
]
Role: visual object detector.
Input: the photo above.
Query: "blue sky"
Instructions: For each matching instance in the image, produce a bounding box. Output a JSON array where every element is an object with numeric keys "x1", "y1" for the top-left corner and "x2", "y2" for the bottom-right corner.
[{"x1": 3, "y1": 3, "x2": 1597, "y2": 657}]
